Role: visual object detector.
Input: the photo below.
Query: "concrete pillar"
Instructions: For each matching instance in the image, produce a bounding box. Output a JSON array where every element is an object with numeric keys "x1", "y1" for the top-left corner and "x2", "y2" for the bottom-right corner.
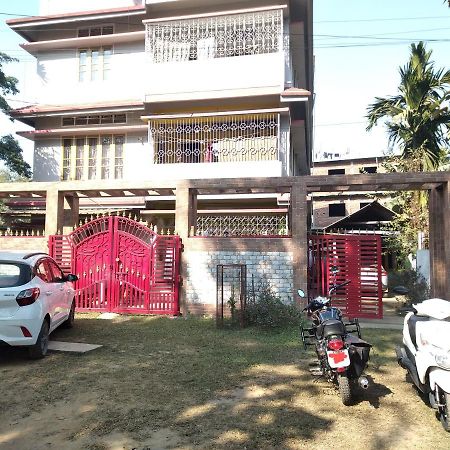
[
  {"x1": 175, "y1": 182, "x2": 192, "y2": 240},
  {"x1": 429, "y1": 183, "x2": 450, "y2": 297},
  {"x1": 45, "y1": 188, "x2": 64, "y2": 236},
  {"x1": 175, "y1": 182, "x2": 197, "y2": 316},
  {"x1": 290, "y1": 180, "x2": 308, "y2": 304},
  {"x1": 63, "y1": 195, "x2": 79, "y2": 234}
]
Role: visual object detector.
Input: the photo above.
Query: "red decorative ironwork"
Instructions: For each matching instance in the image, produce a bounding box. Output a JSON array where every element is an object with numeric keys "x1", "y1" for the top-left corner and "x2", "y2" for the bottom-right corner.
[
  {"x1": 308, "y1": 234, "x2": 383, "y2": 319},
  {"x1": 49, "y1": 217, "x2": 181, "y2": 315}
]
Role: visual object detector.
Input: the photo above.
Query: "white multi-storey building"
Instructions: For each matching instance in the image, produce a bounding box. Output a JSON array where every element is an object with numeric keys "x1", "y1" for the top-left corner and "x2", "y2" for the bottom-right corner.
[{"x1": 8, "y1": 0, "x2": 313, "y2": 187}]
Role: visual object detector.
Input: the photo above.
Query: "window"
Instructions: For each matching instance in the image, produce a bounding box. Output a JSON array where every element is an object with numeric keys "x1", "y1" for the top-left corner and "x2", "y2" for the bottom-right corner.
[
  {"x1": 61, "y1": 114, "x2": 126, "y2": 127},
  {"x1": 78, "y1": 26, "x2": 114, "y2": 38},
  {"x1": 361, "y1": 166, "x2": 377, "y2": 174},
  {"x1": 61, "y1": 135, "x2": 125, "y2": 181},
  {"x1": 329, "y1": 203, "x2": 346, "y2": 217},
  {"x1": 328, "y1": 168, "x2": 345, "y2": 175},
  {"x1": 62, "y1": 139, "x2": 71, "y2": 181},
  {"x1": 0, "y1": 263, "x2": 31, "y2": 288},
  {"x1": 36, "y1": 261, "x2": 52, "y2": 283},
  {"x1": 47, "y1": 260, "x2": 65, "y2": 282},
  {"x1": 78, "y1": 47, "x2": 112, "y2": 82}
]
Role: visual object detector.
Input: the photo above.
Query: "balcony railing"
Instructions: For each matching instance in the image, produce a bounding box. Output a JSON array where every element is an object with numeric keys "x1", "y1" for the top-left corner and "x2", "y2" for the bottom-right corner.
[
  {"x1": 195, "y1": 213, "x2": 289, "y2": 237},
  {"x1": 149, "y1": 113, "x2": 280, "y2": 164},
  {"x1": 145, "y1": 9, "x2": 283, "y2": 64}
]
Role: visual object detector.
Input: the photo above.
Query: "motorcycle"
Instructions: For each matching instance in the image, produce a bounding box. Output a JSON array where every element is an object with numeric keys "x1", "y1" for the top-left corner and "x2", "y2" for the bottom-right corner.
[
  {"x1": 298, "y1": 279, "x2": 372, "y2": 405},
  {"x1": 394, "y1": 294, "x2": 450, "y2": 431}
]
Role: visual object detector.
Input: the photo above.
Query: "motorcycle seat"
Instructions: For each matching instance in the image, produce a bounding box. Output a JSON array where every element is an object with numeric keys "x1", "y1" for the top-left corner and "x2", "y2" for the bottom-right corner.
[
  {"x1": 316, "y1": 319, "x2": 346, "y2": 339},
  {"x1": 408, "y1": 314, "x2": 430, "y2": 349}
]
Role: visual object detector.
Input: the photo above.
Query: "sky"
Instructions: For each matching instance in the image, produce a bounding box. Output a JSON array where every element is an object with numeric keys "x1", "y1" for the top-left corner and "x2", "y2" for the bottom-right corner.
[{"x1": 1, "y1": 0, "x2": 450, "y2": 168}]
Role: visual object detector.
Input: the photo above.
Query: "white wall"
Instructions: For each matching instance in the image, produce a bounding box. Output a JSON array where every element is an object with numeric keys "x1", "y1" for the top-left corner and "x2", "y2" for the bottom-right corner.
[
  {"x1": 40, "y1": 0, "x2": 143, "y2": 15},
  {"x1": 145, "y1": 53, "x2": 284, "y2": 101},
  {"x1": 32, "y1": 137, "x2": 281, "y2": 182},
  {"x1": 36, "y1": 42, "x2": 145, "y2": 105},
  {"x1": 34, "y1": 139, "x2": 61, "y2": 181}
]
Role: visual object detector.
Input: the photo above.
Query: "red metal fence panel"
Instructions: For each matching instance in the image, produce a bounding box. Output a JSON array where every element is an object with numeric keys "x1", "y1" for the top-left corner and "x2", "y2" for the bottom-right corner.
[
  {"x1": 308, "y1": 234, "x2": 383, "y2": 319},
  {"x1": 49, "y1": 217, "x2": 181, "y2": 316}
]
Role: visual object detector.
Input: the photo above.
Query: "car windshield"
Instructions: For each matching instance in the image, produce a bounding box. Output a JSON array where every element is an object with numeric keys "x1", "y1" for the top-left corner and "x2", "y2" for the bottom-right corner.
[{"x1": 0, "y1": 262, "x2": 32, "y2": 288}]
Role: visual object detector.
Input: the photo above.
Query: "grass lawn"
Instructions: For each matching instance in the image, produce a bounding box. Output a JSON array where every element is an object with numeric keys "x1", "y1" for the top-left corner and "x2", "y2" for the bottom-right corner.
[{"x1": 0, "y1": 314, "x2": 449, "y2": 449}]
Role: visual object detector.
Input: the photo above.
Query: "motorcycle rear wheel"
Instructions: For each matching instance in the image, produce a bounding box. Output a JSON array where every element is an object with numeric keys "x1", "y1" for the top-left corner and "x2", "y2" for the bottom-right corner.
[
  {"x1": 440, "y1": 392, "x2": 450, "y2": 432},
  {"x1": 337, "y1": 374, "x2": 352, "y2": 406}
]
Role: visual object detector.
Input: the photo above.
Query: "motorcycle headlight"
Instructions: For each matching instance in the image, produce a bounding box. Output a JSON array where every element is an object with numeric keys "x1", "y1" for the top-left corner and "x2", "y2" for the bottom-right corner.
[{"x1": 434, "y1": 351, "x2": 450, "y2": 370}]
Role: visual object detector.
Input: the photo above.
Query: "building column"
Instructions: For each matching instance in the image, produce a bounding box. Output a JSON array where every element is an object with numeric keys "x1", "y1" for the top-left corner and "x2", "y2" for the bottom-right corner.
[
  {"x1": 429, "y1": 183, "x2": 450, "y2": 297},
  {"x1": 45, "y1": 187, "x2": 64, "y2": 236},
  {"x1": 175, "y1": 182, "x2": 196, "y2": 240},
  {"x1": 291, "y1": 180, "x2": 308, "y2": 305},
  {"x1": 63, "y1": 195, "x2": 79, "y2": 234},
  {"x1": 175, "y1": 182, "x2": 198, "y2": 316}
]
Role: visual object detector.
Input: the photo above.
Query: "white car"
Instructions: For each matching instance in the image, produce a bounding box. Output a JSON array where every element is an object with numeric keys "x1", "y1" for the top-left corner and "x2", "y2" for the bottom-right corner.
[{"x1": 0, "y1": 251, "x2": 78, "y2": 359}]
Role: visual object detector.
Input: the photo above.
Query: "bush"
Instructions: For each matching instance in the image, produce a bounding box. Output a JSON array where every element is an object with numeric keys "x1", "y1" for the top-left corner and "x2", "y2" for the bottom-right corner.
[
  {"x1": 388, "y1": 268, "x2": 430, "y2": 305},
  {"x1": 246, "y1": 278, "x2": 302, "y2": 329}
]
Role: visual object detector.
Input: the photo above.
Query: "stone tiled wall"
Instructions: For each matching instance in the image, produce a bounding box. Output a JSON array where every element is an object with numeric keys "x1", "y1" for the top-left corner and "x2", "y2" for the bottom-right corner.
[{"x1": 185, "y1": 250, "x2": 294, "y2": 313}]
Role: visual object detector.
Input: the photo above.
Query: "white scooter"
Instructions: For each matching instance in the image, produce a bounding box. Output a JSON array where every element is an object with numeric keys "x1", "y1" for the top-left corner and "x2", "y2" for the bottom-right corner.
[{"x1": 395, "y1": 296, "x2": 450, "y2": 431}]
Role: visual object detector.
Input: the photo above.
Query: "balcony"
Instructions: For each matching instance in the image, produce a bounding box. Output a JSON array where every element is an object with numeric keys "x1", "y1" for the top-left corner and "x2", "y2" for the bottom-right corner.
[
  {"x1": 144, "y1": 8, "x2": 286, "y2": 103},
  {"x1": 146, "y1": 111, "x2": 287, "y2": 179}
]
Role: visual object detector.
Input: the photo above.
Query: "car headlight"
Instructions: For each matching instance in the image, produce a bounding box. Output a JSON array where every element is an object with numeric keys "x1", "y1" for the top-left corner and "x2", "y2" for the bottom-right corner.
[{"x1": 434, "y1": 351, "x2": 450, "y2": 370}]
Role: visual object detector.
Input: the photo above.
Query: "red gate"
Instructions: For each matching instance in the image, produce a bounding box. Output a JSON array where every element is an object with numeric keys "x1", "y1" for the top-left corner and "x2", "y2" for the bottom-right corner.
[
  {"x1": 308, "y1": 234, "x2": 383, "y2": 319},
  {"x1": 49, "y1": 217, "x2": 181, "y2": 315}
]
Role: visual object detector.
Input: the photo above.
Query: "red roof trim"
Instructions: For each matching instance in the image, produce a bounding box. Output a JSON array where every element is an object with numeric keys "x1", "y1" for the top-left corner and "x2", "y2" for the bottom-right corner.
[
  {"x1": 11, "y1": 100, "x2": 144, "y2": 116},
  {"x1": 6, "y1": 5, "x2": 146, "y2": 26}
]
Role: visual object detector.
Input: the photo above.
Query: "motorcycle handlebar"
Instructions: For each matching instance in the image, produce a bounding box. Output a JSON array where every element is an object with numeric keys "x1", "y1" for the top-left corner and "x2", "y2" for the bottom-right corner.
[{"x1": 328, "y1": 280, "x2": 351, "y2": 294}]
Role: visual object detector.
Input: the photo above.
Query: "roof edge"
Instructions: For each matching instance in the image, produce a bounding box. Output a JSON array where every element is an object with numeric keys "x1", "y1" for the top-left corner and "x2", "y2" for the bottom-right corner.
[{"x1": 6, "y1": 5, "x2": 146, "y2": 27}]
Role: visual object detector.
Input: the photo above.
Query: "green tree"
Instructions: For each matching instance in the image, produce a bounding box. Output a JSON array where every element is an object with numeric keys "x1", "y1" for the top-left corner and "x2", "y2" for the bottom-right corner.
[
  {"x1": 0, "y1": 52, "x2": 32, "y2": 178},
  {"x1": 366, "y1": 42, "x2": 450, "y2": 171},
  {"x1": 366, "y1": 42, "x2": 450, "y2": 266}
]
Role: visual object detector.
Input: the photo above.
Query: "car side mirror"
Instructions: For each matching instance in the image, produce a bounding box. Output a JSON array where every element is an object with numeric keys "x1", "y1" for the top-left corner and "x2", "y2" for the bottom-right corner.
[
  {"x1": 297, "y1": 289, "x2": 306, "y2": 298},
  {"x1": 66, "y1": 274, "x2": 78, "y2": 282}
]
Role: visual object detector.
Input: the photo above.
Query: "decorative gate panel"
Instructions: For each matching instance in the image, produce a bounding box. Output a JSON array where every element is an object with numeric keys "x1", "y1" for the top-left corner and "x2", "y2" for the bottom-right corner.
[
  {"x1": 308, "y1": 234, "x2": 383, "y2": 319},
  {"x1": 50, "y1": 217, "x2": 181, "y2": 315}
]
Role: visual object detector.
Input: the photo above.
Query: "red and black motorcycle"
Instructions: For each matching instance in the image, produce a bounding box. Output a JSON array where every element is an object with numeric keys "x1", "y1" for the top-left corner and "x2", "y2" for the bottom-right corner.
[{"x1": 298, "y1": 280, "x2": 372, "y2": 405}]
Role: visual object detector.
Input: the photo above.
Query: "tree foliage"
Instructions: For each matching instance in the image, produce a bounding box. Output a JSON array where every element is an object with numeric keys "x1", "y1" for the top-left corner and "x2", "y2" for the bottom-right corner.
[
  {"x1": 0, "y1": 52, "x2": 31, "y2": 178},
  {"x1": 367, "y1": 42, "x2": 450, "y2": 171},
  {"x1": 366, "y1": 42, "x2": 450, "y2": 263}
]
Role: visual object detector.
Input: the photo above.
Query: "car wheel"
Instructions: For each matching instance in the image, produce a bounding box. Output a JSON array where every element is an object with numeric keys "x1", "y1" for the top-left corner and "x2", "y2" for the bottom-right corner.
[
  {"x1": 62, "y1": 301, "x2": 75, "y2": 329},
  {"x1": 28, "y1": 320, "x2": 49, "y2": 359}
]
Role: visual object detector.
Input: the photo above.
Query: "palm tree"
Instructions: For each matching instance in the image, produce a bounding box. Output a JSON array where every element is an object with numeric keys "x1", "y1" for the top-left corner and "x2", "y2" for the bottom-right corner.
[{"x1": 366, "y1": 42, "x2": 450, "y2": 171}]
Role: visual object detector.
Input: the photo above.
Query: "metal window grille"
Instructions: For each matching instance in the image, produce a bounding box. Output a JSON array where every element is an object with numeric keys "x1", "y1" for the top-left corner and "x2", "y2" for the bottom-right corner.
[
  {"x1": 150, "y1": 113, "x2": 279, "y2": 164},
  {"x1": 196, "y1": 214, "x2": 289, "y2": 237},
  {"x1": 145, "y1": 9, "x2": 282, "y2": 63}
]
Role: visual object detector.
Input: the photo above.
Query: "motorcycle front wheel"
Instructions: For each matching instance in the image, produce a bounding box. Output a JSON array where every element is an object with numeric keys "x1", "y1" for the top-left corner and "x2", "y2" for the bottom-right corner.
[
  {"x1": 337, "y1": 374, "x2": 353, "y2": 406},
  {"x1": 440, "y1": 391, "x2": 450, "y2": 432}
]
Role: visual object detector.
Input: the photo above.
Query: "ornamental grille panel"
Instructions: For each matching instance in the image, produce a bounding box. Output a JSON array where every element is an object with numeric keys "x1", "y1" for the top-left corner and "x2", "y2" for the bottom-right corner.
[
  {"x1": 196, "y1": 214, "x2": 289, "y2": 237},
  {"x1": 145, "y1": 9, "x2": 283, "y2": 63},
  {"x1": 150, "y1": 113, "x2": 279, "y2": 164},
  {"x1": 308, "y1": 234, "x2": 383, "y2": 319}
]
